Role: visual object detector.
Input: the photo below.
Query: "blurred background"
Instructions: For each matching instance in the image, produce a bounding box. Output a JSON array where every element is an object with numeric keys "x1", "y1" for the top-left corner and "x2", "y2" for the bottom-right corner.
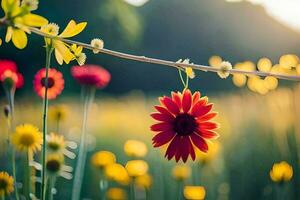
[{"x1": 1, "y1": 0, "x2": 300, "y2": 199}]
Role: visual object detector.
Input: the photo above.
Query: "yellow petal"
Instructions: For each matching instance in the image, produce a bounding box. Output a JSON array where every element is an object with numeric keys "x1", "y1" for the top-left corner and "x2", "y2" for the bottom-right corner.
[
  {"x1": 55, "y1": 49, "x2": 63, "y2": 65},
  {"x1": 59, "y1": 20, "x2": 87, "y2": 38},
  {"x1": 5, "y1": 26, "x2": 13, "y2": 42},
  {"x1": 2, "y1": 0, "x2": 20, "y2": 15},
  {"x1": 0, "y1": 38, "x2": 2, "y2": 46},
  {"x1": 53, "y1": 40, "x2": 74, "y2": 64},
  {"x1": 12, "y1": 29, "x2": 27, "y2": 49},
  {"x1": 1, "y1": 0, "x2": 9, "y2": 14},
  {"x1": 22, "y1": 14, "x2": 48, "y2": 27}
]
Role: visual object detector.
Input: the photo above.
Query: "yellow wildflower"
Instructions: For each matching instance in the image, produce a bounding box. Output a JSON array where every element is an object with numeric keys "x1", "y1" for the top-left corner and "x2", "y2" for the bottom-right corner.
[
  {"x1": 91, "y1": 151, "x2": 116, "y2": 169},
  {"x1": 185, "y1": 67, "x2": 195, "y2": 79},
  {"x1": 106, "y1": 188, "x2": 127, "y2": 200},
  {"x1": 124, "y1": 140, "x2": 147, "y2": 158},
  {"x1": 21, "y1": 0, "x2": 38, "y2": 11},
  {"x1": 279, "y1": 54, "x2": 299, "y2": 69},
  {"x1": 209, "y1": 55, "x2": 222, "y2": 67},
  {"x1": 171, "y1": 165, "x2": 191, "y2": 181},
  {"x1": 2, "y1": 0, "x2": 48, "y2": 49},
  {"x1": 135, "y1": 174, "x2": 152, "y2": 190},
  {"x1": 270, "y1": 161, "x2": 293, "y2": 183},
  {"x1": 257, "y1": 57, "x2": 272, "y2": 72},
  {"x1": 183, "y1": 186, "x2": 206, "y2": 200},
  {"x1": 41, "y1": 20, "x2": 87, "y2": 65},
  {"x1": 125, "y1": 160, "x2": 148, "y2": 177},
  {"x1": 0, "y1": 172, "x2": 14, "y2": 196},
  {"x1": 11, "y1": 123, "x2": 42, "y2": 157},
  {"x1": 91, "y1": 38, "x2": 104, "y2": 54},
  {"x1": 196, "y1": 141, "x2": 221, "y2": 164},
  {"x1": 232, "y1": 74, "x2": 247, "y2": 87},
  {"x1": 49, "y1": 104, "x2": 68, "y2": 122},
  {"x1": 105, "y1": 163, "x2": 130, "y2": 185}
]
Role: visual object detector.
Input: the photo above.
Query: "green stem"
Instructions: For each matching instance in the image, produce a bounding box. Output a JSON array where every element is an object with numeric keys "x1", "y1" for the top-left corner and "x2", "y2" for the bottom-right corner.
[
  {"x1": 48, "y1": 176, "x2": 56, "y2": 200},
  {"x1": 5, "y1": 89, "x2": 19, "y2": 200},
  {"x1": 41, "y1": 46, "x2": 54, "y2": 200},
  {"x1": 1, "y1": 194, "x2": 4, "y2": 200},
  {"x1": 178, "y1": 69, "x2": 186, "y2": 88},
  {"x1": 24, "y1": 151, "x2": 31, "y2": 200},
  {"x1": 71, "y1": 86, "x2": 95, "y2": 200},
  {"x1": 177, "y1": 181, "x2": 183, "y2": 200},
  {"x1": 130, "y1": 181, "x2": 135, "y2": 200},
  {"x1": 56, "y1": 118, "x2": 60, "y2": 133}
]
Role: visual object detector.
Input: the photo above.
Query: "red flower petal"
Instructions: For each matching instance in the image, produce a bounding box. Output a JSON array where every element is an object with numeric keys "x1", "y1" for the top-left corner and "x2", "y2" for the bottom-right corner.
[
  {"x1": 171, "y1": 92, "x2": 181, "y2": 109},
  {"x1": 195, "y1": 129, "x2": 219, "y2": 139},
  {"x1": 198, "y1": 112, "x2": 217, "y2": 121},
  {"x1": 150, "y1": 112, "x2": 174, "y2": 122},
  {"x1": 191, "y1": 103, "x2": 213, "y2": 117},
  {"x1": 199, "y1": 122, "x2": 218, "y2": 130},
  {"x1": 176, "y1": 137, "x2": 191, "y2": 162},
  {"x1": 154, "y1": 106, "x2": 173, "y2": 116},
  {"x1": 192, "y1": 91, "x2": 201, "y2": 104},
  {"x1": 182, "y1": 89, "x2": 192, "y2": 113},
  {"x1": 160, "y1": 97, "x2": 180, "y2": 115},
  {"x1": 188, "y1": 140, "x2": 196, "y2": 161},
  {"x1": 152, "y1": 131, "x2": 176, "y2": 147},
  {"x1": 190, "y1": 133, "x2": 208, "y2": 152},
  {"x1": 150, "y1": 122, "x2": 173, "y2": 132},
  {"x1": 165, "y1": 135, "x2": 180, "y2": 160}
]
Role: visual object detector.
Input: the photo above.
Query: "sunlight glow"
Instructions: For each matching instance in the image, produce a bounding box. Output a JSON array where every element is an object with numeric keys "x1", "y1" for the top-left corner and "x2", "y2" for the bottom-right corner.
[
  {"x1": 123, "y1": 0, "x2": 149, "y2": 7},
  {"x1": 226, "y1": 0, "x2": 300, "y2": 32}
]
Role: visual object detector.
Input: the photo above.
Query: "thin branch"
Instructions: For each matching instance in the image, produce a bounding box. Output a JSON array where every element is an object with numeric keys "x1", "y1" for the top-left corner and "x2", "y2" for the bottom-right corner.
[{"x1": 26, "y1": 27, "x2": 300, "y2": 81}]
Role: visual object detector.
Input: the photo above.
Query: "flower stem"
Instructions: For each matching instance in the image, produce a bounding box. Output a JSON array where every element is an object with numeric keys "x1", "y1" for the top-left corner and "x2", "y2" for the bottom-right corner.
[
  {"x1": 1, "y1": 194, "x2": 4, "y2": 200},
  {"x1": 48, "y1": 176, "x2": 56, "y2": 200},
  {"x1": 177, "y1": 180, "x2": 183, "y2": 200},
  {"x1": 72, "y1": 86, "x2": 95, "y2": 200},
  {"x1": 130, "y1": 181, "x2": 135, "y2": 200},
  {"x1": 41, "y1": 46, "x2": 53, "y2": 200},
  {"x1": 24, "y1": 151, "x2": 31, "y2": 200},
  {"x1": 5, "y1": 87, "x2": 19, "y2": 200}
]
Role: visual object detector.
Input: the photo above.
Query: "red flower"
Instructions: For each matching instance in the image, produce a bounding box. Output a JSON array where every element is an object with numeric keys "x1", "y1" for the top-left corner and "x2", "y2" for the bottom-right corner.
[
  {"x1": 0, "y1": 60, "x2": 24, "y2": 89},
  {"x1": 71, "y1": 65, "x2": 111, "y2": 88},
  {"x1": 150, "y1": 89, "x2": 219, "y2": 163},
  {"x1": 33, "y1": 68, "x2": 64, "y2": 100}
]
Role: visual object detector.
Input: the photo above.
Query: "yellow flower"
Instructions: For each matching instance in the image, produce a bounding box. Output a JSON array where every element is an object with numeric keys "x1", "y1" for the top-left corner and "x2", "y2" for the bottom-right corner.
[
  {"x1": 279, "y1": 54, "x2": 299, "y2": 69},
  {"x1": 217, "y1": 61, "x2": 232, "y2": 79},
  {"x1": 183, "y1": 186, "x2": 206, "y2": 200},
  {"x1": 46, "y1": 154, "x2": 64, "y2": 175},
  {"x1": 264, "y1": 76, "x2": 278, "y2": 90},
  {"x1": 106, "y1": 187, "x2": 127, "y2": 200},
  {"x1": 257, "y1": 57, "x2": 272, "y2": 72},
  {"x1": 232, "y1": 74, "x2": 247, "y2": 87},
  {"x1": 105, "y1": 163, "x2": 130, "y2": 185},
  {"x1": 270, "y1": 161, "x2": 293, "y2": 183},
  {"x1": 41, "y1": 20, "x2": 87, "y2": 65},
  {"x1": 171, "y1": 165, "x2": 191, "y2": 181},
  {"x1": 125, "y1": 160, "x2": 148, "y2": 177},
  {"x1": 209, "y1": 55, "x2": 222, "y2": 67},
  {"x1": 176, "y1": 59, "x2": 195, "y2": 79},
  {"x1": 49, "y1": 104, "x2": 68, "y2": 122},
  {"x1": 196, "y1": 141, "x2": 221, "y2": 164},
  {"x1": 124, "y1": 140, "x2": 147, "y2": 158},
  {"x1": 135, "y1": 174, "x2": 152, "y2": 190},
  {"x1": 2, "y1": 0, "x2": 48, "y2": 49},
  {"x1": 0, "y1": 172, "x2": 14, "y2": 197},
  {"x1": 91, "y1": 38, "x2": 104, "y2": 54},
  {"x1": 11, "y1": 123, "x2": 42, "y2": 157},
  {"x1": 69, "y1": 44, "x2": 86, "y2": 66},
  {"x1": 91, "y1": 151, "x2": 116, "y2": 169}
]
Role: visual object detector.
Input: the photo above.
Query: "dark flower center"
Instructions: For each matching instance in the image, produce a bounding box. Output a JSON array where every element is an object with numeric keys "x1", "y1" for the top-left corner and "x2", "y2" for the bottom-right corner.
[
  {"x1": 173, "y1": 113, "x2": 197, "y2": 136},
  {"x1": 41, "y1": 77, "x2": 55, "y2": 88},
  {"x1": 46, "y1": 159, "x2": 61, "y2": 173},
  {"x1": 0, "y1": 178, "x2": 7, "y2": 189}
]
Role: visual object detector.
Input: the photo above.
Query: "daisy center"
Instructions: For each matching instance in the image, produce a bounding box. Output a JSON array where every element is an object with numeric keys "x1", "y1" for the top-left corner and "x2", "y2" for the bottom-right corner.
[
  {"x1": 19, "y1": 133, "x2": 35, "y2": 146},
  {"x1": 0, "y1": 178, "x2": 8, "y2": 190},
  {"x1": 41, "y1": 77, "x2": 55, "y2": 88},
  {"x1": 173, "y1": 113, "x2": 197, "y2": 136},
  {"x1": 46, "y1": 159, "x2": 61, "y2": 173}
]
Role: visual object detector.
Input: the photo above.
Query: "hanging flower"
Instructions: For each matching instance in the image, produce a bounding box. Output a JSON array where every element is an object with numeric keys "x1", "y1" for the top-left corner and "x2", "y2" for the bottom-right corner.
[
  {"x1": 183, "y1": 186, "x2": 206, "y2": 200},
  {"x1": 270, "y1": 161, "x2": 293, "y2": 183},
  {"x1": 40, "y1": 20, "x2": 87, "y2": 65},
  {"x1": 71, "y1": 64, "x2": 111, "y2": 88},
  {"x1": 104, "y1": 163, "x2": 130, "y2": 185},
  {"x1": 33, "y1": 68, "x2": 64, "y2": 100},
  {"x1": 11, "y1": 123, "x2": 42, "y2": 157},
  {"x1": 1, "y1": 0, "x2": 48, "y2": 49},
  {"x1": 125, "y1": 160, "x2": 148, "y2": 177},
  {"x1": 0, "y1": 171, "x2": 14, "y2": 197},
  {"x1": 150, "y1": 89, "x2": 219, "y2": 163}
]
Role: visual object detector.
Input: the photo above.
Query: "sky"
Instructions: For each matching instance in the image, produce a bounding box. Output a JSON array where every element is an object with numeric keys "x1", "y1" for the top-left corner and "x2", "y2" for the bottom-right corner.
[{"x1": 225, "y1": 0, "x2": 300, "y2": 33}]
